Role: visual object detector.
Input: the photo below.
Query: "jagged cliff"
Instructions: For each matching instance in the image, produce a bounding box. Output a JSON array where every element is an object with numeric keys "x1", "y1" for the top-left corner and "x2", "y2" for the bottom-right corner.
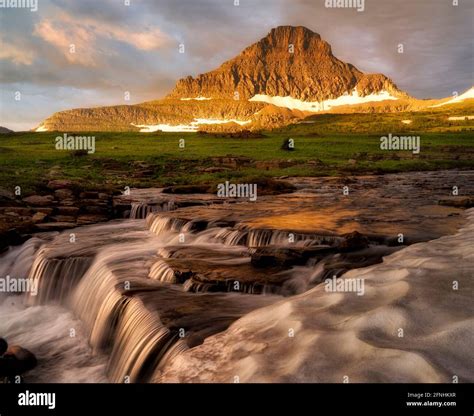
[{"x1": 167, "y1": 26, "x2": 403, "y2": 101}]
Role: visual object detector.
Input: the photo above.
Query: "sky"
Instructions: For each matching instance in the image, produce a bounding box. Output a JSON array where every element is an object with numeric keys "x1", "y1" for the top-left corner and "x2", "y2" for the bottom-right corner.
[{"x1": 0, "y1": 0, "x2": 472, "y2": 131}]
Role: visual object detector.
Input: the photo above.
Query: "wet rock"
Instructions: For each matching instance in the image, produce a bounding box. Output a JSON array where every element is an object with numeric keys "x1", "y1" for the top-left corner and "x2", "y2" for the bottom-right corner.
[
  {"x1": 339, "y1": 231, "x2": 370, "y2": 250},
  {"x1": 438, "y1": 197, "x2": 474, "y2": 208},
  {"x1": 47, "y1": 179, "x2": 75, "y2": 190},
  {"x1": 34, "y1": 208, "x2": 54, "y2": 215},
  {"x1": 58, "y1": 198, "x2": 76, "y2": 206},
  {"x1": 79, "y1": 199, "x2": 108, "y2": 207},
  {"x1": 251, "y1": 246, "x2": 336, "y2": 268},
  {"x1": 2, "y1": 207, "x2": 32, "y2": 216},
  {"x1": 56, "y1": 206, "x2": 80, "y2": 216},
  {"x1": 0, "y1": 190, "x2": 21, "y2": 208},
  {"x1": 31, "y1": 212, "x2": 48, "y2": 223},
  {"x1": 34, "y1": 222, "x2": 77, "y2": 231},
  {"x1": 77, "y1": 214, "x2": 109, "y2": 225},
  {"x1": 0, "y1": 345, "x2": 37, "y2": 378},
  {"x1": 250, "y1": 178, "x2": 296, "y2": 195},
  {"x1": 83, "y1": 205, "x2": 110, "y2": 215},
  {"x1": 80, "y1": 191, "x2": 99, "y2": 199},
  {"x1": 54, "y1": 189, "x2": 74, "y2": 200},
  {"x1": 0, "y1": 229, "x2": 27, "y2": 252},
  {"x1": 22, "y1": 195, "x2": 55, "y2": 206},
  {"x1": 50, "y1": 215, "x2": 77, "y2": 223},
  {"x1": 187, "y1": 220, "x2": 208, "y2": 232},
  {"x1": 162, "y1": 185, "x2": 211, "y2": 194}
]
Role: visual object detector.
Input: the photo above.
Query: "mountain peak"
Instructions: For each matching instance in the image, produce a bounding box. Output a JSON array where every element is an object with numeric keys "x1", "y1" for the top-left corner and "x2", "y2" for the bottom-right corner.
[
  {"x1": 167, "y1": 26, "x2": 401, "y2": 102},
  {"x1": 267, "y1": 25, "x2": 322, "y2": 41},
  {"x1": 243, "y1": 25, "x2": 329, "y2": 57}
]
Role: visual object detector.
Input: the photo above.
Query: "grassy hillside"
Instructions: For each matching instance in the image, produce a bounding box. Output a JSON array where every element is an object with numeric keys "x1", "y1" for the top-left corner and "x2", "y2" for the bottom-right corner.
[
  {"x1": 1, "y1": 132, "x2": 472, "y2": 195},
  {"x1": 1, "y1": 111, "x2": 473, "y2": 195}
]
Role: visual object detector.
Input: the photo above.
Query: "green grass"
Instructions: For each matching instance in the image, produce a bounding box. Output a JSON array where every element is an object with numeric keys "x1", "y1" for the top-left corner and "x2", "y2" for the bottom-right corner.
[{"x1": 1, "y1": 125, "x2": 473, "y2": 195}]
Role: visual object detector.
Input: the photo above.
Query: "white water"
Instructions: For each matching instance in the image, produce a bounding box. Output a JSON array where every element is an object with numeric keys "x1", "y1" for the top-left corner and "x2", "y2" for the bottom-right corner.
[
  {"x1": 158, "y1": 209, "x2": 474, "y2": 383},
  {"x1": 1, "y1": 172, "x2": 472, "y2": 383},
  {"x1": 0, "y1": 241, "x2": 108, "y2": 382},
  {"x1": 0, "y1": 216, "x2": 281, "y2": 382}
]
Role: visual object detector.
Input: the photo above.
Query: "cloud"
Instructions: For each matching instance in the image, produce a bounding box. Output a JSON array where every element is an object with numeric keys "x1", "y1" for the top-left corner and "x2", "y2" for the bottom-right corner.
[
  {"x1": 34, "y1": 16, "x2": 97, "y2": 66},
  {"x1": 34, "y1": 11, "x2": 171, "y2": 66},
  {"x1": 1, "y1": 0, "x2": 472, "y2": 130},
  {"x1": 0, "y1": 38, "x2": 35, "y2": 65}
]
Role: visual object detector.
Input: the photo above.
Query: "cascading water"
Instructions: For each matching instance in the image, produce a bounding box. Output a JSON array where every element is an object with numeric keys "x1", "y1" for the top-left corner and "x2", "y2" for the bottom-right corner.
[
  {"x1": 0, "y1": 171, "x2": 472, "y2": 385},
  {"x1": 27, "y1": 251, "x2": 93, "y2": 304},
  {"x1": 130, "y1": 200, "x2": 176, "y2": 220},
  {"x1": 4, "y1": 172, "x2": 464, "y2": 383},
  {"x1": 0, "y1": 211, "x2": 396, "y2": 382},
  {"x1": 149, "y1": 260, "x2": 176, "y2": 283}
]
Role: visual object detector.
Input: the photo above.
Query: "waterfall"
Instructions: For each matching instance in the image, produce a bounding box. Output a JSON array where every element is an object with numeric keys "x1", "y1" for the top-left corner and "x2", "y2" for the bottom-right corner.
[
  {"x1": 147, "y1": 215, "x2": 190, "y2": 235},
  {"x1": 149, "y1": 260, "x2": 176, "y2": 283},
  {"x1": 197, "y1": 226, "x2": 343, "y2": 248},
  {"x1": 182, "y1": 277, "x2": 274, "y2": 295},
  {"x1": 130, "y1": 200, "x2": 176, "y2": 219},
  {"x1": 147, "y1": 213, "x2": 344, "y2": 249},
  {"x1": 67, "y1": 237, "x2": 192, "y2": 382},
  {"x1": 105, "y1": 297, "x2": 177, "y2": 383},
  {"x1": 0, "y1": 236, "x2": 45, "y2": 283},
  {"x1": 27, "y1": 250, "x2": 93, "y2": 304}
]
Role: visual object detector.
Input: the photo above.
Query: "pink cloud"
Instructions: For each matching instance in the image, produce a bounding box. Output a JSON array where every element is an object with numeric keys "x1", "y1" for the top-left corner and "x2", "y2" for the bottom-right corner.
[
  {"x1": 34, "y1": 12, "x2": 170, "y2": 66},
  {"x1": 0, "y1": 38, "x2": 36, "y2": 65}
]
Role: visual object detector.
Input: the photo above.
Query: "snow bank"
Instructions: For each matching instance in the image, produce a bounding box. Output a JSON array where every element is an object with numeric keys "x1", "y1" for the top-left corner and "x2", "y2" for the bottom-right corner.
[
  {"x1": 132, "y1": 118, "x2": 251, "y2": 133},
  {"x1": 249, "y1": 90, "x2": 398, "y2": 112},
  {"x1": 180, "y1": 97, "x2": 212, "y2": 101},
  {"x1": 448, "y1": 115, "x2": 474, "y2": 121},
  {"x1": 431, "y1": 87, "x2": 474, "y2": 108}
]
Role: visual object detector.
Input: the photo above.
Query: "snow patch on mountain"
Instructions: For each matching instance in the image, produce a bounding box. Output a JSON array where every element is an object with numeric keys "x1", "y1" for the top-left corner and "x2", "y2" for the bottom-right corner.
[
  {"x1": 431, "y1": 87, "x2": 474, "y2": 108},
  {"x1": 132, "y1": 118, "x2": 251, "y2": 133},
  {"x1": 180, "y1": 97, "x2": 212, "y2": 101},
  {"x1": 250, "y1": 90, "x2": 398, "y2": 112}
]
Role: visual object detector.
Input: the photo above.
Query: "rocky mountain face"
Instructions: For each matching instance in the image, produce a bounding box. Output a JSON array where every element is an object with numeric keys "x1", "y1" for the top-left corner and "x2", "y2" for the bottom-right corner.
[
  {"x1": 38, "y1": 25, "x2": 408, "y2": 132},
  {"x1": 168, "y1": 26, "x2": 403, "y2": 101},
  {"x1": 38, "y1": 100, "x2": 306, "y2": 132}
]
